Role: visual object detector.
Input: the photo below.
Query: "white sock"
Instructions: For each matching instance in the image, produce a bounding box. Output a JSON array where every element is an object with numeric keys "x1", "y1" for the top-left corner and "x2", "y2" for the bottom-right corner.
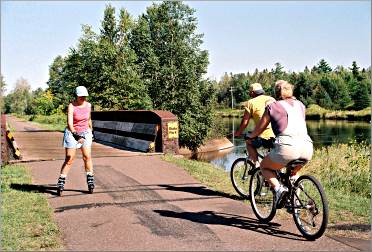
[
  {"x1": 86, "y1": 171, "x2": 94, "y2": 176},
  {"x1": 59, "y1": 174, "x2": 67, "y2": 178}
]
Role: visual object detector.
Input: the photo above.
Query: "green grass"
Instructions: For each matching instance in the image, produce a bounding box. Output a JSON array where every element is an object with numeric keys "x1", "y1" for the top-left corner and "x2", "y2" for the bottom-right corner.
[
  {"x1": 304, "y1": 104, "x2": 370, "y2": 121},
  {"x1": 13, "y1": 114, "x2": 66, "y2": 131},
  {"x1": 163, "y1": 142, "x2": 371, "y2": 229},
  {"x1": 303, "y1": 142, "x2": 371, "y2": 224},
  {"x1": 1, "y1": 164, "x2": 63, "y2": 251}
]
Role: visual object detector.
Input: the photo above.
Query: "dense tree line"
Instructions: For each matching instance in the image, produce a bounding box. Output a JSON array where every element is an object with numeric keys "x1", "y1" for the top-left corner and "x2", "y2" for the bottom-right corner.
[
  {"x1": 3, "y1": 2, "x2": 215, "y2": 151},
  {"x1": 217, "y1": 60, "x2": 371, "y2": 111},
  {"x1": 3, "y1": 2, "x2": 371, "y2": 150}
]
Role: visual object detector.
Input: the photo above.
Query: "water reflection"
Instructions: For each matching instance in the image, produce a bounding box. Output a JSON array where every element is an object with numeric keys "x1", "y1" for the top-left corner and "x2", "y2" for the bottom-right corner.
[
  {"x1": 182, "y1": 147, "x2": 234, "y2": 161},
  {"x1": 207, "y1": 118, "x2": 371, "y2": 171},
  {"x1": 306, "y1": 120, "x2": 371, "y2": 147}
]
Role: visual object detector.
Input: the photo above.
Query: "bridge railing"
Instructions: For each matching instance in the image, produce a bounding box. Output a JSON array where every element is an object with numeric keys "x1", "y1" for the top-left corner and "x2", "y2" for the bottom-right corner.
[{"x1": 91, "y1": 110, "x2": 179, "y2": 154}]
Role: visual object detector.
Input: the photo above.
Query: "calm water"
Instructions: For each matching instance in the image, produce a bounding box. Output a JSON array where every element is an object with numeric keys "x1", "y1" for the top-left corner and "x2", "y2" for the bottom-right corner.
[{"x1": 208, "y1": 118, "x2": 371, "y2": 171}]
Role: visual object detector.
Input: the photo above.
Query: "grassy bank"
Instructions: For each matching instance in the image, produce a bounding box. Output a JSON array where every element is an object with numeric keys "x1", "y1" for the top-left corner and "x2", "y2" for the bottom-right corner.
[
  {"x1": 215, "y1": 105, "x2": 371, "y2": 121},
  {"x1": 163, "y1": 142, "x2": 371, "y2": 238},
  {"x1": 215, "y1": 108, "x2": 243, "y2": 118},
  {"x1": 11, "y1": 114, "x2": 66, "y2": 131},
  {"x1": 306, "y1": 105, "x2": 371, "y2": 121},
  {"x1": 1, "y1": 164, "x2": 63, "y2": 251}
]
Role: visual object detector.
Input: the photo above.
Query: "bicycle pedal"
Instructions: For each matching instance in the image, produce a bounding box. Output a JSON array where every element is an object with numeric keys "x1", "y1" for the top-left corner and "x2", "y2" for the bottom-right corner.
[
  {"x1": 248, "y1": 169, "x2": 255, "y2": 175},
  {"x1": 286, "y1": 206, "x2": 294, "y2": 214}
]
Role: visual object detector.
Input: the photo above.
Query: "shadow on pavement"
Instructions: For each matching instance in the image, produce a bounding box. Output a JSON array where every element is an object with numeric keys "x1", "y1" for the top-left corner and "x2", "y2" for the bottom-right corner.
[
  {"x1": 17, "y1": 129, "x2": 62, "y2": 132},
  {"x1": 157, "y1": 184, "x2": 244, "y2": 201},
  {"x1": 328, "y1": 223, "x2": 371, "y2": 232},
  {"x1": 154, "y1": 209, "x2": 306, "y2": 241},
  {"x1": 10, "y1": 183, "x2": 88, "y2": 196}
]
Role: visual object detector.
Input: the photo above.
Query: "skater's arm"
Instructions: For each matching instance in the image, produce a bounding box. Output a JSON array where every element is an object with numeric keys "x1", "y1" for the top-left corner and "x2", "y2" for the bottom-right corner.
[{"x1": 67, "y1": 103, "x2": 75, "y2": 133}]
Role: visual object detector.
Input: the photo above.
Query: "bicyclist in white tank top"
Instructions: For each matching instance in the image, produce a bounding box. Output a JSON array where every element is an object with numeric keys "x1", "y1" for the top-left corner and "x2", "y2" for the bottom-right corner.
[{"x1": 246, "y1": 80, "x2": 313, "y2": 206}]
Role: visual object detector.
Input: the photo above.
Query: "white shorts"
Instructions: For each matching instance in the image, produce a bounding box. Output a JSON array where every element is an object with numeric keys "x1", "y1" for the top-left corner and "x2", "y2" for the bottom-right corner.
[
  {"x1": 63, "y1": 128, "x2": 93, "y2": 149},
  {"x1": 268, "y1": 135, "x2": 313, "y2": 166}
]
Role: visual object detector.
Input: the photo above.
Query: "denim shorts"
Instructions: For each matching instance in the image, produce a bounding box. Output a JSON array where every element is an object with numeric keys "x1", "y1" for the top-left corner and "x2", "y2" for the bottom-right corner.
[{"x1": 63, "y1": 128, "x2": 93, "y2": 149}]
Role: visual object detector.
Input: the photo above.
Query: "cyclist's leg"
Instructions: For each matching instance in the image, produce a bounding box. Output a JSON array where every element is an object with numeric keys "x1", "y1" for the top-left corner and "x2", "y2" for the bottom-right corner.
[
  {"x1": 260, "y1": 156, "x2": 289, "y2": 207},
  {"x1": 260, "y1": 156, "x2": 283, "y2": 189},
  {"x1": 246, "y1": 138, "x2": 261, "y2": 166}
]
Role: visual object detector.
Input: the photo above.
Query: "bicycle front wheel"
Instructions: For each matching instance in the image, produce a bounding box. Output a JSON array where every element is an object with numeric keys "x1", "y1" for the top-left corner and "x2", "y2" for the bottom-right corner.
[
  {"x1": 249, "y1": 168, "x2": 276, "y2": 223},
  {"x1": 230, "y1": 158, "x2": 255, "y2": 197},
  {"x1": 292, "y1": 175, "x2": 329, "y2": 240}
]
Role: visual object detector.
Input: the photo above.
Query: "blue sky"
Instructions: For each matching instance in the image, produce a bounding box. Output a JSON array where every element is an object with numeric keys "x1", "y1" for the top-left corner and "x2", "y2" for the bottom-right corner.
[{"x1": 1, "y1": 1, "x2": 371, "y2": 93}]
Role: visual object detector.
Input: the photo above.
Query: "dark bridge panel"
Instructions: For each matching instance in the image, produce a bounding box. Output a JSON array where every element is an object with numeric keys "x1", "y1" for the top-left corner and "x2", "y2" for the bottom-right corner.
[{"x1": 91, "y1": 110, "x2": 179, "y2": 154}]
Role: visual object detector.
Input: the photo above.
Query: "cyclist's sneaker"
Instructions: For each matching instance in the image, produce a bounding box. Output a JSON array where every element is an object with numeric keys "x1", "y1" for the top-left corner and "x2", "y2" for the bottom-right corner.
[
  {"x1": 57, "y1": 176, "x2": 66, "y2": 195},
  {"x1": 87, "y1": 174, "x2": 95, "y2": 190},
  {"x1": 255, "y1": 161, "x2": 260, "y2": 168},
  {"x1": 275, "y1": 185, "x2": 288, "y2": 208},
  {"x1": 307, "y1": 199, "x2": 317, "y2": 215}
]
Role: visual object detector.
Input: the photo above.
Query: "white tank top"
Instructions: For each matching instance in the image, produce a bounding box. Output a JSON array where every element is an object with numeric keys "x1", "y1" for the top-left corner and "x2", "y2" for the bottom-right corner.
[{"x1": 278, "y1": 100, "x2": 311, "y2": 141}]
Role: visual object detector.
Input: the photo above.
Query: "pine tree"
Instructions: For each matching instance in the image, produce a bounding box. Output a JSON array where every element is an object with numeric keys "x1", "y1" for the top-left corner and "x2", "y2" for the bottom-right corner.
[
  {"x1": 317, "y1": 59, "x2": 332, "y2": 73},
  {"x1": 350, "y1": 61, "x2": 360, "y2": 78}
]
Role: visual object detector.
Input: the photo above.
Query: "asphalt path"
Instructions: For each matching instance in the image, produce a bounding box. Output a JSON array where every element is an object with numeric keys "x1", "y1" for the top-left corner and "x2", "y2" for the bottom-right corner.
[{"x1": 6, "y1": 115, "x2": 369, "y2": 251}]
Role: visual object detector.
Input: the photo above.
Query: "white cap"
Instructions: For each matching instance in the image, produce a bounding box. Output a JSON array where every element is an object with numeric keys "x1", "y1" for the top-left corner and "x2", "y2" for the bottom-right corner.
[
  {"x1": 249, "y1": 83, "x2": 264, "y2": 94},
  {"x1": 76, "y1": 86, "x2": 89, "y2": 97}
]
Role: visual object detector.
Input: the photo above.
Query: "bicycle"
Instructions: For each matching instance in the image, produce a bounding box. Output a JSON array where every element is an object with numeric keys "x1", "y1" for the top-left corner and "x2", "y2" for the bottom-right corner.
[
  {"x1": 249, "y1": 159, "x2": 329, "y2": 240},
  {"x1": 230, "y1": 134, "x2": 272, "y2": 198}
]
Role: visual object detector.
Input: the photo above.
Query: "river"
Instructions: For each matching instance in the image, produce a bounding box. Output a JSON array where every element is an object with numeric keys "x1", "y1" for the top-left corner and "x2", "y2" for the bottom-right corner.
[{"x1": 207, "y1": 118, "x2": 371, "y2": 171}]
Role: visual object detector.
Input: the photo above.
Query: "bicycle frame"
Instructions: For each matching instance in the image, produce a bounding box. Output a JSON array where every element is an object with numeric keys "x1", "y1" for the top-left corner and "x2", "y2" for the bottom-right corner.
[{"x1": 276, "y1": 160, "x2": 318, "y2": 215}]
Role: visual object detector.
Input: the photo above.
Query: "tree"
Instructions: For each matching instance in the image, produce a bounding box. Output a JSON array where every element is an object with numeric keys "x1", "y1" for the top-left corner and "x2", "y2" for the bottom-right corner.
[
  {"x1": 319, "y1": 73, "x2": 351, "y2": 109},
  {"x1": 313, "y1": 83, "x2": 332, "y2": 109},
  {"x1": 271, "y1": 62, "x2": 285, "y2": 80},
  {"x1": 31, "y1": 89, "x2": 55, "y2": 115},
  {"x1": 349, "y1": 61, "x2": 360, "y2": 78},
  {"x1": 0, "y1": 75, "x2": 6, "y2": 112},
  {"x1": 47, "y1": 4, "x2": 152, "y2": 111},
  {"x1": 350, "y1": 78, "x2": 370, "y2": 110},
  {"x1": 317, "y1": 59, "x2": 332, "y2": 73},
  {"x1": 100, "y1": 5, "x2": 118, "y2": 43},
  {"x1": 131, "y1": 1, "x2": 215, "y2": 151},
  {"x1": 47, "y1": 55, "x2": 68, "y2": 110},
  {"x1": 4, "y1": 78, "x2": 33, "y2": 114},
  {"x1": 216, "y1": 72, "x2": 232, "y2": 106},
  {"x1": 230, "y1": 73, "x2": 249, "y2": 105}
]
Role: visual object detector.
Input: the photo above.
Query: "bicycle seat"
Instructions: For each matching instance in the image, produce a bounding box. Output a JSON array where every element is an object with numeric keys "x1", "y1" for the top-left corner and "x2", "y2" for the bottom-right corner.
[{"x1": 287, "y1": 159, "x2": 308, "y2": 168}]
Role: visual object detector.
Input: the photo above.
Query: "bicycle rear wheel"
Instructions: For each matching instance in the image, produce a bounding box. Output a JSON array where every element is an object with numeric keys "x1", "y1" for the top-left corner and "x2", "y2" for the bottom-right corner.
[
  {"x1": 292, "y1": 175, "x2": 328, "y2": 240},
  {"x1": 249, "y1": 168, "x2": 276, "y2": 223},
  {"x1": 230, "y1": 158, "x2": 255, "y2": 197}
]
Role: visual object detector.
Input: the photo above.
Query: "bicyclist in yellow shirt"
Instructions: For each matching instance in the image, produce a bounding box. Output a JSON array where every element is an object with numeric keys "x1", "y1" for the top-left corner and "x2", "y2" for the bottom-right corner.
[{"x1": 234, "y1": 83, "x2": 275, "y2": 167}]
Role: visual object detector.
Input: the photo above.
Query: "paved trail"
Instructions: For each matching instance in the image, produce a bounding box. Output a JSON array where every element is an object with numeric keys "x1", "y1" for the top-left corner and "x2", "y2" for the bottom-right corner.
[{"x1": 7, "y1": 116, "x2": 369, "y2": 251}]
